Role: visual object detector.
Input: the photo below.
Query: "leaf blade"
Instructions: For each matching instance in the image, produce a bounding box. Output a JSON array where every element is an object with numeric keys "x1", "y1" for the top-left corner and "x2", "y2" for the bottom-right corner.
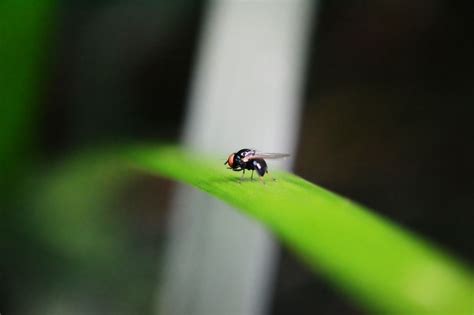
[{"x1": 129, "y1": 145, "x2": 474, "y2": 314}]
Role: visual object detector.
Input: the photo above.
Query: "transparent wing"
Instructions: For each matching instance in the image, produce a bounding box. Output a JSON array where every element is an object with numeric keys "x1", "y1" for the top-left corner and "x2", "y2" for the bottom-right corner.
[{"x1": 244, "y1": 152, "x2": 290, "y2": 161}]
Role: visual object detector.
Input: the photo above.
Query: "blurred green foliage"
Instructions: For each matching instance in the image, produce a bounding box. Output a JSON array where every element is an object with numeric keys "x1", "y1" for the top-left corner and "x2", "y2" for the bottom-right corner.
[
  {"x1": 0, "y1": 3, "x2": 157, "y2": 312},
  {"x1": 3, "y1": 149, "x2": 160, "y2": 315},
  {"x1": 0, "y1": 0, "x2": 56, "y2": 185},
  {"x1": 130, "y1": 145, "x2": 474, "y2": 315},
  {"x1": 29, "y1": 152, "x2": 130, "y2": 270}
]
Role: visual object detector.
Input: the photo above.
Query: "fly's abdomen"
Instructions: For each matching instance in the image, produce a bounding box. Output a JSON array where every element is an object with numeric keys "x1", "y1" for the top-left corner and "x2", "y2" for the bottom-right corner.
[{"x1": 252, "y1": 159, "x2": 268, "y2": 177}]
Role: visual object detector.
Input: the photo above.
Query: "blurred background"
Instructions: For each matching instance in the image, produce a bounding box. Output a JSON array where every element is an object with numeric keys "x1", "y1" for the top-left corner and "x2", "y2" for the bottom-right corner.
[{"x1": 1, "y1": 0, "x2": 473, "y2": 314}]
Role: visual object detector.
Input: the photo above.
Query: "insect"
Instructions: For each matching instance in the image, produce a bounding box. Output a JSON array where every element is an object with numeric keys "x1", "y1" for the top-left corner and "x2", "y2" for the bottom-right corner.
[{"x1": 224, "y1": 148, "x2": 290, "y2": 182}]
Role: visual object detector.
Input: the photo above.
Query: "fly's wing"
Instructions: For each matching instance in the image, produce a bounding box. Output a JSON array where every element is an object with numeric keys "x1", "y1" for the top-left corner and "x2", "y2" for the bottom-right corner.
[{"x1": 243, "y1": 152, "x2": 290, "y2": 162}]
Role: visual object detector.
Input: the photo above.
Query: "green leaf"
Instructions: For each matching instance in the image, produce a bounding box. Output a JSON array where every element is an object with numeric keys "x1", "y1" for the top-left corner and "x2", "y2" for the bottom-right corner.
[{"x1": 128, "y1": 145, "x2": 473, "y2": 315}]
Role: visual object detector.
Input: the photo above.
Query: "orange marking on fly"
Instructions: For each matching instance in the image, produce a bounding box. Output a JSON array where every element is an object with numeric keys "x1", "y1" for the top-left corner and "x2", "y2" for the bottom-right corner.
[{"x1": 224, "y1": 153, "x2": 235, "y2": 168}]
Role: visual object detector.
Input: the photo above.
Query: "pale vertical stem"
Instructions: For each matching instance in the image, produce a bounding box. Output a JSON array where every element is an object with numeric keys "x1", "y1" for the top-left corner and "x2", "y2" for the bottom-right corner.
[{"x1": 156, "y1": 1, "x2": 316, "y2": 314}]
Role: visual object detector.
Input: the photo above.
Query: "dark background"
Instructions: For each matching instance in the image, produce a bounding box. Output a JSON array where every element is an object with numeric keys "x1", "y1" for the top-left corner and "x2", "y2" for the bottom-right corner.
[{"x1": 3, "y1": 1, "x2": 473, "y2": 314}]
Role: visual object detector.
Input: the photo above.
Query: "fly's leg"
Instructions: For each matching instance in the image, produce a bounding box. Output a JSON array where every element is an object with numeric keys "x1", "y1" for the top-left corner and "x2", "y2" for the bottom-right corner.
[
  {"x1": 267, "y1": 170, "x2": 276, "y2": 181},
  {"x1": 251, "y1": 170, "x2": 254, "y2": 181},
  {"x1": 239, "y1": 169, "x2": 245, "y2": 183}
]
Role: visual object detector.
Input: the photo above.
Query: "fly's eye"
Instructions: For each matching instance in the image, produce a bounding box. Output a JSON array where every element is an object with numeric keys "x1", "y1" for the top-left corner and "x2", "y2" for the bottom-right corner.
[{"x1": 226, "y1": 153, "x2": 235, "y2": 167}]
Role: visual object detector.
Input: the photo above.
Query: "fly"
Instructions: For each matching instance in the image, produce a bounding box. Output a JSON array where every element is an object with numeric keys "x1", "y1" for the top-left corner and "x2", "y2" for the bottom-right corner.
[{"x1": 224, "y1": 148, "x2": 289, "y2": 183}]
